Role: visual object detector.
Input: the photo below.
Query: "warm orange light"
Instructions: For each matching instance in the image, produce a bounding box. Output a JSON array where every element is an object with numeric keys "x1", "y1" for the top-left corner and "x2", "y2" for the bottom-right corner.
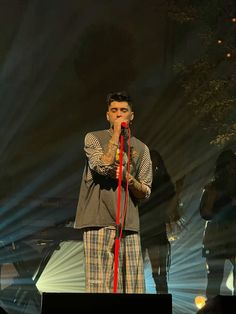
[
  {"x1": 217, "y1": 39, "x2": 222, "y2": 44},
  {"x1": 226, "y1": 52, "x2": 232, "y2": 58},
  {"x1": 232, "y1": 17, "x2": 236, "y2": 23},
  {"x1": 195, "y1": 295, "x2": 207, "y2": 309}
]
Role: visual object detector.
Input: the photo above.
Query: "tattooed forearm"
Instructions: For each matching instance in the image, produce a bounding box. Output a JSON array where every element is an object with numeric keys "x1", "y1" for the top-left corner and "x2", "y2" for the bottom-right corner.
[
  {"x1": 101, "y1": 139, "x2": 119, "y2": 165},
  {"x1": 127, "y1": 174, "x2": 148, "y2": 199}
]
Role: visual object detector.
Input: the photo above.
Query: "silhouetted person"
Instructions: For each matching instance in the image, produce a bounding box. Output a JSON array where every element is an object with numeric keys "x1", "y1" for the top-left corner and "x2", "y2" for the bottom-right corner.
[
  {"x1": 139, "y1": 149, "x2": 184, "y2": 294},
  {"x1": 199, "y1": 148, "x2": 236, "y2": 300}
]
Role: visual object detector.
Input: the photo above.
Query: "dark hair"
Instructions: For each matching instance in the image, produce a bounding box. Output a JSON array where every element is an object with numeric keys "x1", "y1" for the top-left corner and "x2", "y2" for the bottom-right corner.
[
  {"x1": 214, "y1": 149, "x2": 236, "y2": 192},
  {"x1": 150, "y1": 150, "x2": 165, "y2": 172},
  {"x1": 150, "y1": 149, "x2": 175, "y2": 195},
  {"x1": 215, "y1": 149, "x2": 235, "y2": 176},
  {"x1": 106, "y1": 91, "x2": 133, "y2": 109}
]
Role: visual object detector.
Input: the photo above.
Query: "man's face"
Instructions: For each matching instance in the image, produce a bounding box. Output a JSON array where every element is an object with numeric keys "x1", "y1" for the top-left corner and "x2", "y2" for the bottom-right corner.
[{"x1": 106, "y1": 101, "x2": 134, "y2": 127}]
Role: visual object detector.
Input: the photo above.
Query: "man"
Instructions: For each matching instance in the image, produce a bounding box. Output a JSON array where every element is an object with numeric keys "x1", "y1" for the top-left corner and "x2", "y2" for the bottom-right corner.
[
  {"x1": 74, "y1": 91, "x2": 152, "y2": 293},
  {"x1": 140, "y1": 149, "x2": 184, "y2": 294},
  {"x1": 199, "y1": 149, "x2": 236, "y2": 300}
]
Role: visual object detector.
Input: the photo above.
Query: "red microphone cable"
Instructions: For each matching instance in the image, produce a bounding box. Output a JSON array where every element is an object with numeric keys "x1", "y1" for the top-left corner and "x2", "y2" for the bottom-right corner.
[
  {"x1": 113, "y1": 122, "x2": 131, "y2": 293},
  {"x1": 120, "y1": 126, "x2": 131, "y2": 239}
]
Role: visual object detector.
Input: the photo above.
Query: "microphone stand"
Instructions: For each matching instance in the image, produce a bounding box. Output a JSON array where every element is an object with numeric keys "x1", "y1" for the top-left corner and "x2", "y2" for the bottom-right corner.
[{"x1": 113, "y1": 126, "x2": 125, "y2": 293}]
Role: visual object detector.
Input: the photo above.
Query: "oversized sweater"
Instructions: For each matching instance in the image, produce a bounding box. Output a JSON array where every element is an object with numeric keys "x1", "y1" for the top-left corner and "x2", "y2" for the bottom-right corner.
[{"x1": 74, "y1": 129, "x2": 152, "y2": 232}]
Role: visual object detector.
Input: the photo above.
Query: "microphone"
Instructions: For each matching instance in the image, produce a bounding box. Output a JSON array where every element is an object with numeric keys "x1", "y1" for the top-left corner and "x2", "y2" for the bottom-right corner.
[{"x1": 121, "y1": 122, "x2": 128, "y2": 128}]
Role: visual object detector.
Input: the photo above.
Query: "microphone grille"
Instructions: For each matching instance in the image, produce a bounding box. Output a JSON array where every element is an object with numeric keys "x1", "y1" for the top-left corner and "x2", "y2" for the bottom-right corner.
[{"x1": 121, "y1": 122, "x2": 128, "y2": 128}]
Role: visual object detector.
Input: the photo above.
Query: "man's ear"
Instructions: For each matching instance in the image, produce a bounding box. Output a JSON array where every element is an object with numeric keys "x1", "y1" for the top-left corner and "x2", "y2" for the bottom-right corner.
[
  {"x1": 130, "y1": 112, "x2": 134, "y2": 121},
  {"x1": 106, "y1": 112, "x2": 110, "y2": 121}
]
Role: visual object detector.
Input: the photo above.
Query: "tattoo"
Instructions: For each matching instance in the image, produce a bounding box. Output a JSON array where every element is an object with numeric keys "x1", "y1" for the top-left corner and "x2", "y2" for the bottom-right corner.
[
  {"x1": 101, "y1": 140, "x2": 118, "y2": 165},
  {"x1": 127, "y1": 174, "x2": 148, "y2": 199}
]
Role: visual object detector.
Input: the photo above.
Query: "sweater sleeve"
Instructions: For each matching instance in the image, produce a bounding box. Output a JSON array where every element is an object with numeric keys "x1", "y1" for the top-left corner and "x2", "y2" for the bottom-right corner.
[
  {"x1": 136, "y1": 145, "x2": 152, "y2": 199},
  {"x1": 84, "y1": 132, "x2": 116, "y2": 177}
]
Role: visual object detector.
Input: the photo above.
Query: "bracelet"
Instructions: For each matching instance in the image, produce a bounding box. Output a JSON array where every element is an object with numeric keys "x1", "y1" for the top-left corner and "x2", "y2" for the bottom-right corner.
[{"x1": 109, "y1": 139, "x2": 119, "y2": 147}]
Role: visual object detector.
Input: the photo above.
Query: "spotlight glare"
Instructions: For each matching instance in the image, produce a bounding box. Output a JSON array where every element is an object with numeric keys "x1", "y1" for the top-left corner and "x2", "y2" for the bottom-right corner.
[{"x1": 195, "y1": 295, "x2": 207, "y2": 309}]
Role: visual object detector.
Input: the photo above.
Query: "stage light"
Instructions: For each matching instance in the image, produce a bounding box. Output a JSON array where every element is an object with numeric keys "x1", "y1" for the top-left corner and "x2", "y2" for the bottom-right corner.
[
  {"x1": 226, "y1": 269, "x2": 234, "y2": 292},
  {"x1": 35, "y1": 241, "x2": 85, "y2": 293},
  {"x1": 194, "y1": 295, "x2": 207, "y2": 310}
]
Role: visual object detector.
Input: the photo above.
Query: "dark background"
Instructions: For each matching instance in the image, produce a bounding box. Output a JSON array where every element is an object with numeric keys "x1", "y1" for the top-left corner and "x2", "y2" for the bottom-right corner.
[{"x1": 0, "y1": 1, "x2": 235, "y2": 314}]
